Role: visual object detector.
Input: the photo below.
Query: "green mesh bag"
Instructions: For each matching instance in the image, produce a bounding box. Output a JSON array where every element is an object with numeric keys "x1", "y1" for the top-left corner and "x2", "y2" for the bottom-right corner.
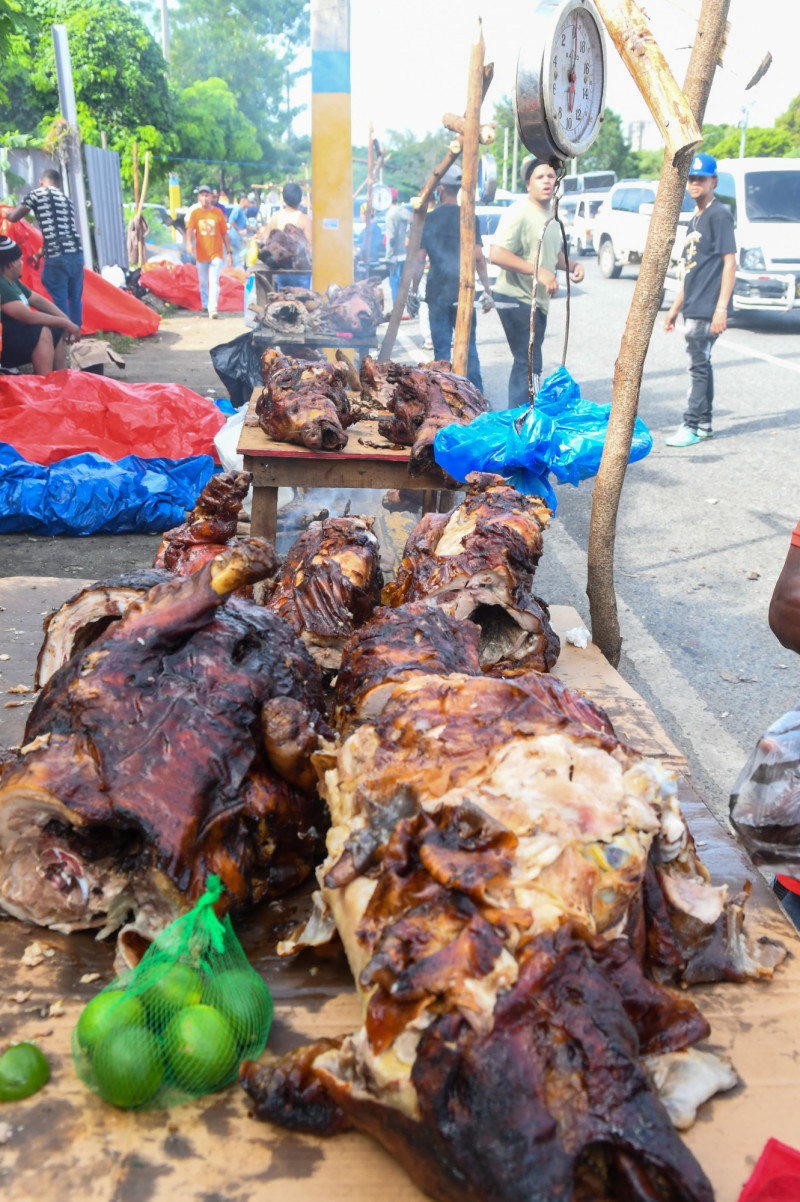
[{"x1": 72, "y1": 876, "x2": 273, "y2": 1110}]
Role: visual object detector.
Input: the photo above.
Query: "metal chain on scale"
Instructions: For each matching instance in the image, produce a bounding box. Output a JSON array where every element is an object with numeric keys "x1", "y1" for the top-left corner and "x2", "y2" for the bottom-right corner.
[{"x1": 526, "y1": 161, "x2": 572, "y2": 406}]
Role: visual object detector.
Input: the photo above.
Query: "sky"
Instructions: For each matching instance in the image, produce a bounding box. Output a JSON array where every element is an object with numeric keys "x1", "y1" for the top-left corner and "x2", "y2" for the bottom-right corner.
[{"x1": 290, "y1": 0, "x2": 796, "y2": 156}]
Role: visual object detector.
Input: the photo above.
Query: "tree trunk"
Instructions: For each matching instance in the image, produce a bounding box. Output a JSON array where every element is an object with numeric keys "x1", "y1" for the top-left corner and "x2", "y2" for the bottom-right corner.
[
  {"x1": 587, "y1": 0, "x2": 731, "y2": 666},
  {"x1": 452, "y1": 21, "x2": 485, "y2": 378}
]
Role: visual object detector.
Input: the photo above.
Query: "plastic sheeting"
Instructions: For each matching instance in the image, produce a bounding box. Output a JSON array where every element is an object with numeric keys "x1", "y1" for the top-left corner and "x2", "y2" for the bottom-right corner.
[
  {"x1": 0, "y1": 207, "x2": 161, "y2": 338},
  {"x1": 140, "y1": 262, "x2": 245, "y2": 311},
  {"x1": 434, "y1": 367, "x2": 653, "y2": 512},
  {"x1": 0, "y1": 370, "x2": 225, "y2": 465},
  {"x1": 0, "y1": 442, "x2": 214, "y2": 536}
]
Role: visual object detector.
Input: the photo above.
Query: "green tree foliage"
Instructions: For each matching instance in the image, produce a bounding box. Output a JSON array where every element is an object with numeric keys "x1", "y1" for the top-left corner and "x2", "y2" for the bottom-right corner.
[
  {"x1": 575, "y1": 109, "x2": 635, "y2": 177},
  {"x1": 371, "y1": 129, "x2": 453, "y2": 201},
  {"x1": 175, "y1": 78, "x2": 263, "y2": 193},
  {"x1": 0, "y1": 0, "x2": 33, "y2": 103},
  {"x1": 0, "y1": 0, "x2": 178, "y2": 183},
  {"x1": 169, "y1": 0, "x2": 307, "y2": 147}
]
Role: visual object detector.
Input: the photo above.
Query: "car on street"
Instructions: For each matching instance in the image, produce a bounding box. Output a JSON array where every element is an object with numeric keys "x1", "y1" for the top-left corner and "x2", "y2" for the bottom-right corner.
[
  {"x1": 568, "y1": 191, "x2": 606, "y2": 256},
  {"x1": 593, "y1": 179, "x2": 694, "y2": 278}
]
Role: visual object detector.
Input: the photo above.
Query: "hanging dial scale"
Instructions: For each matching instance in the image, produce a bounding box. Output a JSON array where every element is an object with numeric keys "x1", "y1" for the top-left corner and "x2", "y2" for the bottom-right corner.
[{"x1": 515, "y1": 0, "x2": 607, "y2": 162}]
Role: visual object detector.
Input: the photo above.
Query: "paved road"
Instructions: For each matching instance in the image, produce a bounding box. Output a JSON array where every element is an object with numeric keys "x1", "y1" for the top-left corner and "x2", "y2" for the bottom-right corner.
[{"x1": 398, "y1": 259, "x2": 800, "y2": 817}]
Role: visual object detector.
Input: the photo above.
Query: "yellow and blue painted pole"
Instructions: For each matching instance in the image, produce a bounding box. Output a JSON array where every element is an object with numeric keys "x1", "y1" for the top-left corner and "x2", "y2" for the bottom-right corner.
[
  {"x1": 311, "y1": 0, "x2": 353, "y2": 291},
  {"x1": 168, "y1": 173, "x2": 181, "y2": 243}
]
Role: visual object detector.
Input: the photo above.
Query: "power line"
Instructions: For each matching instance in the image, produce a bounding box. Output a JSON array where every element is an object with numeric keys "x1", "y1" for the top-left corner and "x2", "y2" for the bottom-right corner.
[{"x1": 149, "y1": 155, "x2": 306, "y2": 167}]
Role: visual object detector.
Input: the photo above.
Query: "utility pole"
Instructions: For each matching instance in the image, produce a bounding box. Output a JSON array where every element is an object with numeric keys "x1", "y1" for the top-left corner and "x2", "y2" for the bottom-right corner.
[
  {"x1": 310, "y1": 0, "x2": 353, "y2": 289},
  {"x1": 739, "y1": 103, "x2": 752, "y2": 158},
  {"x1": 161, "y1": 0, "x2": 170, "y2": 62},
  {"x1": 51, "y1": 24, "x2": 93, "y2": 269}
]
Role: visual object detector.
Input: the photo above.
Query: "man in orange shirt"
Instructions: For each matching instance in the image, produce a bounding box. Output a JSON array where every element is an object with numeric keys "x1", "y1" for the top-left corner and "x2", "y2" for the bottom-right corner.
[{"x1": 185, "y1": 184, "x2": 233, "y2": 318}]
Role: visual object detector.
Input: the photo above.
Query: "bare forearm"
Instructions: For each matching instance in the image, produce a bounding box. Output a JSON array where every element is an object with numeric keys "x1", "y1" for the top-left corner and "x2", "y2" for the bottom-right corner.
[
  {"x1": 489, "y1": 244, "x2": 533, "y2": 276},
  {"x1": 6, "y1": 204, "x2": 30, "y2": 223},
  {"x1": 769, "y1": 545, "x2": 800, "y2": 655},
  {"x1": 717, "y1": 255, "x2": 736, "y2": 311},
  {"x1": 30, "y1": 293, "x2": 67, "y2": 320},
  {"x1": 475, "y1": 248, "x2": 491, "y2": 293}
]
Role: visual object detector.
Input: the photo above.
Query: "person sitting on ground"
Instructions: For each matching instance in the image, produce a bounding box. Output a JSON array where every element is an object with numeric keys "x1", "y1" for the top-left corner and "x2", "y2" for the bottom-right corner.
[{"x1": 0, "y1": 236, "x2": 81, "y2": 373}]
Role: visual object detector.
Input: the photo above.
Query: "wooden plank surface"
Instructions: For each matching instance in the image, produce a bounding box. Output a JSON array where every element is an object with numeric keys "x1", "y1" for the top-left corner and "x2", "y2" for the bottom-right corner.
[{"x1": 1, "y1": 579, "x2": 799, "y2": 1202}]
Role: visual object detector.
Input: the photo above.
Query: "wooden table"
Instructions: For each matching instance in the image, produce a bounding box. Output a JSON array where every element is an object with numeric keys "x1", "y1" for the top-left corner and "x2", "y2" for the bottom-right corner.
[
  {"x1": 238, "y1": 393, "x2": 455, "y2": 543},
  {"x1": 1, "y1": 580, "x2": 799, "y2": 1201}
]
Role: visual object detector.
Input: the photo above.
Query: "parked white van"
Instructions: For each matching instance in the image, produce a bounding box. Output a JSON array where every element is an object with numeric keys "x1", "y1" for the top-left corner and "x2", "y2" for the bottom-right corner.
[{"x1": 713, "y1": 158, "x2": 800, "y2": 313}]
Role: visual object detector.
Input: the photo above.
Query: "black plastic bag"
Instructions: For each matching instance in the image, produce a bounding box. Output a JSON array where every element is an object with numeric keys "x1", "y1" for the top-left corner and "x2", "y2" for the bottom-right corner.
[{"x1": 210, "y1": 331, "x2": 263, "y2": 410}]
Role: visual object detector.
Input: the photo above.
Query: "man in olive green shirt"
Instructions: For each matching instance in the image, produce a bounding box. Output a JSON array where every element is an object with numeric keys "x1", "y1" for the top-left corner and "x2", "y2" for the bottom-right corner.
[{"x1": 490, "y1": 156, "x2": 583, "y2": 407}]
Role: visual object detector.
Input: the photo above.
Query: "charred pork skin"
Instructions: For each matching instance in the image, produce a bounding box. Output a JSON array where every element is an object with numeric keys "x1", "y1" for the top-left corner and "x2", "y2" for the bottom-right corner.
[
  {"x1": 268, "y1": 516, "x2": 384, "y2": 672},
  {"x1": 257, "y1": 351, "x2": 356, "y2": 452},
  {"x1": 242, "y1": 672, "x2": 783, "y2": 1201},
  {"x1": 256, "y1": 224, "x2": 311, "y2": 272},
  {"x1": 375, "y1": 362, "x2": 487, "y2": 476},
  {"x1": 153, "y1": 470, "x2": 267, "y2": 580},
  {"x1": 332, "y1": 603, "x2": 483, "y2": 736},
  {"x1": 0, "y1": 544, "x2": 328, "y2": 941},
  {"x1": 383, "y1": 475, "x2": 560, "y2": 673},
  {"x1": 314, "y1": 281, "x2": 384, "y2": 336},
  {"x1": 35, "y1": 569, "x2": 173, "y2": 689}
]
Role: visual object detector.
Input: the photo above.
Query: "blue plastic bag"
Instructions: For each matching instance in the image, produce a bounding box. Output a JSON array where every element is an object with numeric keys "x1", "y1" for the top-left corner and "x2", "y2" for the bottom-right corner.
[
  {"x1": 434, "y1": 367, "x2": 652, "y2": 512},
  {"x1": 0, "y1": 443, "x2": 215, "y2": 536}
]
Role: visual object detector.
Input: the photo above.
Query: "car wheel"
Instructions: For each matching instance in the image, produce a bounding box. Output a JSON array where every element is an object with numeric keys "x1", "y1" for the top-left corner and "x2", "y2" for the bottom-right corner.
[{"x1": 599, "y1": 240, "x2": 621, "y2": 279}]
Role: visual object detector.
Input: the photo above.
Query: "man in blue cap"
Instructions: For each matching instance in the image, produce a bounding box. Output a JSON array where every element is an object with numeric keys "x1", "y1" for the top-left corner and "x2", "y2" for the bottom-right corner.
[{"x1": 663, "y1": 152, "x2": 736, "y2": 446}]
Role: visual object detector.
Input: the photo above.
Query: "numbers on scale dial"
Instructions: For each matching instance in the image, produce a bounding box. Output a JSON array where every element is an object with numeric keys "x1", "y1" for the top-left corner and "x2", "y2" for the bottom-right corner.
[{"x1": 550, "y1": 8, "x2": 602, "y2": 145}]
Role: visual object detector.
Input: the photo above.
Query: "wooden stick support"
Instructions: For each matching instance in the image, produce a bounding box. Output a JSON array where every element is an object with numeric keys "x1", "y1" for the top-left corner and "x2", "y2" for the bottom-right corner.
[
  {"x1": 594, "y1": 0, "x2": 703, "y2": 164},
  {"x1": 452, "y1": 21, "x2": 485, "y2": 379},
  {"x1": 587, "y1": 0, "x2": 731, "y2": 665}
]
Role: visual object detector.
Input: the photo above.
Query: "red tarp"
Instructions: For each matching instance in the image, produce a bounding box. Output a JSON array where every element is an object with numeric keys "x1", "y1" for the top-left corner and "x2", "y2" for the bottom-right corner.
[
  {"x1": 140, "y1": 262, "x2": 245, "y2": 311},
  {"x1": 0, "y1": 208, "x2": 161, "y2": 338},
  {"x1": 0, "y1": 370, "x2": 225, "y2": 465}
]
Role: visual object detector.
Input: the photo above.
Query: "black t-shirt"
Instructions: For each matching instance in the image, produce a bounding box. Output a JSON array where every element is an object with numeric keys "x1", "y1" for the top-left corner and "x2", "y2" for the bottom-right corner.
[
  {"x1": 682, "y1": 198, "x2": 736, "y2": 320},
  {"x1": 420, "y1": 204, "x2": 481, "y2": 307}
]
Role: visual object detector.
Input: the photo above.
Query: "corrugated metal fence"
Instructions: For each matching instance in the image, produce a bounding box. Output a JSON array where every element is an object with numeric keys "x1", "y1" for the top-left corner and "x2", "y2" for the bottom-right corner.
[{"x1": 84, "y1": 144, "x2": 128, "y2": 270}]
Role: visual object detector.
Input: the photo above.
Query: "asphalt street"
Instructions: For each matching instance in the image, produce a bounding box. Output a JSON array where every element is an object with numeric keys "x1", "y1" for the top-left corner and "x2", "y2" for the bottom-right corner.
[{"x1": 394, "y1": 257, "x2": 800, "y2": 818}]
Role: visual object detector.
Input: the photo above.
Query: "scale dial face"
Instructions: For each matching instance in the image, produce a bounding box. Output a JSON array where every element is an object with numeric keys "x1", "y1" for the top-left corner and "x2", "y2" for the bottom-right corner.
[{"x1": 516, "y1": 0, "x2": 607, "y2": 162}]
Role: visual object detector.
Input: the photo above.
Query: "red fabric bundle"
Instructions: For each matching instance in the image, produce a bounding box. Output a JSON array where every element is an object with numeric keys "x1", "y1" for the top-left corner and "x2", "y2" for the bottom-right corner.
[
  {"x1": 738, "y1": 1139, "x2": 800, "y2": 1202},
  {"x1": 140, "y1": 262, "x2": 245, "y2": 311},
  {"x1": 0, "y1": 370, "x2": 225, "y2": 464},
  {"x1": 0, "y1": 207, "x2": 161, "y2": 338}
]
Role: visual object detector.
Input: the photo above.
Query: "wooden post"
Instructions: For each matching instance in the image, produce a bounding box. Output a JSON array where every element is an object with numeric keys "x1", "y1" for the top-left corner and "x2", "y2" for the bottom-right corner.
[
  {"x1": 586, "y1": 0, "x2": 731, "y2": 666},
  {"x1": 452, "y1": 21, "x2": 485, "y2": 378},
  {"x1": 594, "y1": 0, "x2": 703, "y2": 163}
]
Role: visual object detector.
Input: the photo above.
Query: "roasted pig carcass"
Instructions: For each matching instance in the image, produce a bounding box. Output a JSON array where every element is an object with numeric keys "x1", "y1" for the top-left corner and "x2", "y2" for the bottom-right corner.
[
  {"x1": 267, "y1": 516, "x2": 383, "y2": 672},
  {"x1": 35, "y1": 569, "x2": 173, "y2": 689},
  {"x1": 332, "y1": 603, "x2": 483, "y2": 736},
  {"x1": 383, "y1": 474, "x2": 560, "y2": 673},
  {"x1": 0, "y1": 544, "x2": 329, "y2": 941},
  {"x1": 257, "y1": 224, "x2": 311, "y2": 271},
  {"x1": 312, "y1": 281, "x2": 384, "y2": 336},
  {"x1": 376, "y1": 361, "x2": 487, "y2": 476},
  {"x1": 153, "y1": 470, "x2": 268, "y2": 580},
  {"x1": 242, "y1": 671, "x2": 783, "y2": 1201},
  {"x1": 257, "y1": 350, "x2": 356, "y2": 452}
]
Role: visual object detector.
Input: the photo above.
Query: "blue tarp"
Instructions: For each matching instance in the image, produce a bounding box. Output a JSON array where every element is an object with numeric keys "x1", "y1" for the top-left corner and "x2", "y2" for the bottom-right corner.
[
  {"x1": 0, "y1": 443, "x2": 215, "y2": 536},
  {"x1": 434, "y1": 367, "x2": 653, "y2": 511}
]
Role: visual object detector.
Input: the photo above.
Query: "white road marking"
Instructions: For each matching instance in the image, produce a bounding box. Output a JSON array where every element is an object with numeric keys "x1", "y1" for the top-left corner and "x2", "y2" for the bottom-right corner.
[
  {"x1": 546, "y1": 522, "x2": 748, "y2": 822},
  {"x1": 723, "y1": 339, "x2": 800, "y2": 374}
]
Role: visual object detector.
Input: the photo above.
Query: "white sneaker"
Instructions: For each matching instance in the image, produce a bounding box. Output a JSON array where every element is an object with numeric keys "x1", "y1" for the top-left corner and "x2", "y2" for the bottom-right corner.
[
  {"x1": 423, "y1": 338, "x2": 433, "y2": 350},
  {"x1": 208, "y1": 310, "x2": 219, "y2": 319}
]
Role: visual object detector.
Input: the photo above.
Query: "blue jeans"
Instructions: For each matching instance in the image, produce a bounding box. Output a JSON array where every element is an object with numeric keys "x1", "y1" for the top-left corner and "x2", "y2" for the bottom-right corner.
[
  {"x1": 495, "y1": 292, "x2": 547, "y2": 409},
  {"x1": 683, "y1": 316, "x2": 718, "y2": 430},
  {"x1": 42, "y1": 252, "x2": 84, "y2": 327},
  {"x1": 197, "y1": 257, "x2": 223, "y2": 312},
  {"x1": 389, "y1": 260, "x2": 405, "y2": 303},
  {"x1": 427, "y1": 302, "x2": 483, "y2": 392}
]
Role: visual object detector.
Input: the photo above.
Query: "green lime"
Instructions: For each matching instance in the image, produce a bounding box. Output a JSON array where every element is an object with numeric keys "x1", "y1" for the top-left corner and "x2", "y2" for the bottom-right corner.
[
  {"x1": 76, "y1": 990, "x2": 146, "y2": 1054},
  {"x1": 204, "y1": 969, "x2": 273, "y2": 1053},
  {"x1": 92, "y1": 1026, "x2": 164, "y2": 1109},
  {"x1": 139, "y1": 963, "x2": 203, "y2": 1028},
  {"x1": 0, "y1": 1042, "x2": 50, "y2": 1101},
  {"x1": 164, "y1": 1004, "x2": 237, "y2": 1092}
]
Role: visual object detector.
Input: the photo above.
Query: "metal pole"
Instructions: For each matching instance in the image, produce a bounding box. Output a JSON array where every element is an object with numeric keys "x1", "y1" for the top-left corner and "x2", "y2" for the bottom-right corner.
[
  {"x1": 739, "y1": 106, "x2": 749, "y2": 158},
  {"x1": 161, "y1": 0, "x2": 170, "y2": 62},
  {"x1": 51, "y1": 23, "x2": 93, "y2": 269},
  {"x1": 502, "y1": 126, "x2": 509, "y2": 190}
]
